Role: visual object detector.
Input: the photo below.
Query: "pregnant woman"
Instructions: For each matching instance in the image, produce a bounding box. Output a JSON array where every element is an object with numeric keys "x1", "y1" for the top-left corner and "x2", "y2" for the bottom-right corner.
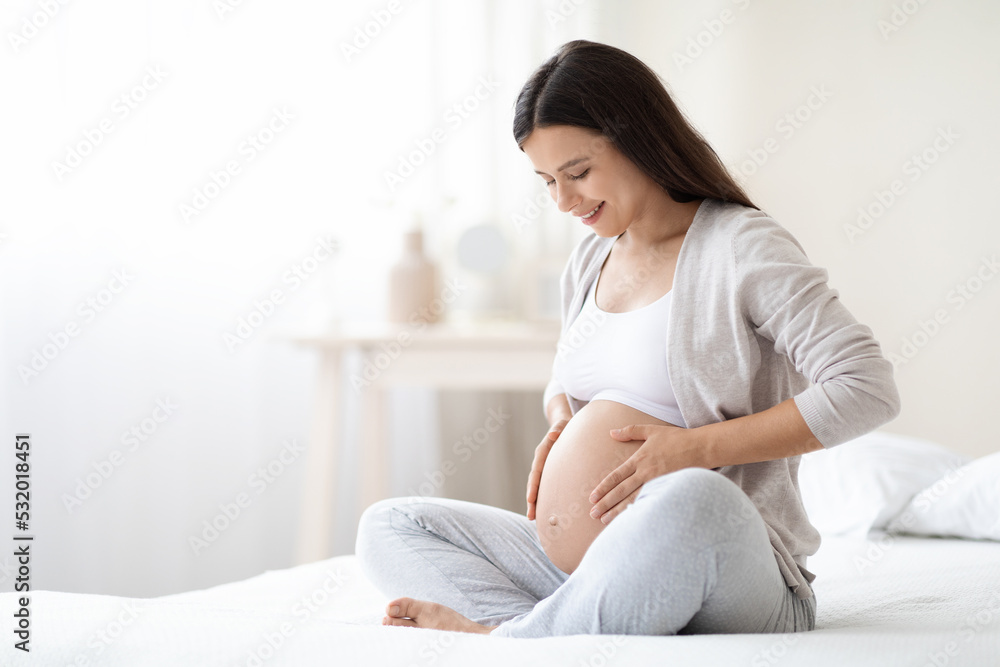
[{"x1": 355, "y1": 40, "x2": 901, "y2": 637}]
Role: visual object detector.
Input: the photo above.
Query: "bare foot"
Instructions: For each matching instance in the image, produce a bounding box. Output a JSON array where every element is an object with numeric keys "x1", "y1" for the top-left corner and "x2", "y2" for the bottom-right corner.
[{"x1": 382, "y1": 597, "x2": 496, "y2": 635}]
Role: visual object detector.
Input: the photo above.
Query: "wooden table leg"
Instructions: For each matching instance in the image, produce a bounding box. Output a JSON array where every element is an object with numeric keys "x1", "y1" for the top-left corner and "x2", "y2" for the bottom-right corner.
[
  {"x1": 294, "y1": 347, "x2": 341, "y2": 565},
  {"x1": 357, "y1": 370, "x2": 388, "y2": 522}
]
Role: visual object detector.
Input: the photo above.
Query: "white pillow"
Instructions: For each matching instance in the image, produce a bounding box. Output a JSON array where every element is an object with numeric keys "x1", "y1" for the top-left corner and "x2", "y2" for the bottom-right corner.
[
  {"x1": 797, "y1": 430, "x2": 970, "y2": 537},
  {"x1": 888, "y1": 451, "x2": 1000, "y2": 541}
]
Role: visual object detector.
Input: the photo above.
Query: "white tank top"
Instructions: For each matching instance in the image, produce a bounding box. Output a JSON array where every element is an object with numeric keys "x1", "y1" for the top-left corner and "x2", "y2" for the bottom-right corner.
[{"x1": 553, "y1": 270, "x2": 686, "y2": 427}]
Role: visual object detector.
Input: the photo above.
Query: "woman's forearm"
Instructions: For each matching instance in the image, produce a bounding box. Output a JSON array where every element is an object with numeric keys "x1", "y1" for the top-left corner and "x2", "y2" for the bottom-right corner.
[
  {"x1": 686, "y1": 397, "x2": 824, "y2": 469},
  {"x1": 545, "y1": 393, "x2": 573, "y2": 426}
]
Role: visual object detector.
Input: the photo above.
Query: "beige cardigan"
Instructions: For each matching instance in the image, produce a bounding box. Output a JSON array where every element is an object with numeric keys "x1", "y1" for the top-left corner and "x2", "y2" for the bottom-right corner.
[{"x1": 543, "y1": 197, "x2": 901, "y2": 599}]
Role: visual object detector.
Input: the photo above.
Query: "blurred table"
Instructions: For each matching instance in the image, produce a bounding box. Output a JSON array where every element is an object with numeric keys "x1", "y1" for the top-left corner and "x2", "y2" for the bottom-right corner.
[{"x1": 288, "y1": 318, "x2": 559, "y2": 564}]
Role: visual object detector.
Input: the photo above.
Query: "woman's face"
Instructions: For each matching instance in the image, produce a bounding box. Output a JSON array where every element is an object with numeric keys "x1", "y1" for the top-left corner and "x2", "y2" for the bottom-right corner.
[{"x1": 521, "y1": 125, "x2": 661, "y2": 238}]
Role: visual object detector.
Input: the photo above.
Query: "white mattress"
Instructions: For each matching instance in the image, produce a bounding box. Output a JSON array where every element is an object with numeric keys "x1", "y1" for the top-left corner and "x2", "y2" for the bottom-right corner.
[{"x1": 3, "y1": 534, "x2": 999, "y2": 666}]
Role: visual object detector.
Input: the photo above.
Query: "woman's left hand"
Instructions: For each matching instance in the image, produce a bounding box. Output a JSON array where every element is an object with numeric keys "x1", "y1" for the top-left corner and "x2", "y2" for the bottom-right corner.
[{"x1": 588, "y1": 423, "x2": 694, "y2": 525}]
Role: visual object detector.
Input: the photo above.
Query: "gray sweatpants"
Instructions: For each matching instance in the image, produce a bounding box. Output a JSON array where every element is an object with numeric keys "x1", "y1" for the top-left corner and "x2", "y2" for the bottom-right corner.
[{"x1": 355, "y1": 467, "x2": 816, "y2": 638}]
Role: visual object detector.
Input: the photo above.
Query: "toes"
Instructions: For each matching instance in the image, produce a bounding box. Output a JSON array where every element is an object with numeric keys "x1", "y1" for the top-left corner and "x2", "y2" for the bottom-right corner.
[
  {"x1": 383, "y1": 615, "x2": 417, "y2": 627},
  {"x1": 386, "y1": 596, "x2": 420, "y2": 619},
  {"x1": 381, "y1": 598, "x2": 488, "y2": 634}
]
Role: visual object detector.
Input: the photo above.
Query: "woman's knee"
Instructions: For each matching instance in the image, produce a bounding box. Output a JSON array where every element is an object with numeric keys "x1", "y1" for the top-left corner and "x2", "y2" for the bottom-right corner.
[
  {"x1": 355, "y1": 496, "x2": 415, "y2": 559},
  {"x1": 355, "y1": 495, "x2": 455, "y2": 555},
  {"x1": 638, "y1": 467, "x2": 735, "y2": 502},
  {"x1": 634, "y1": 467, "x2": 759, "y2": 534}
]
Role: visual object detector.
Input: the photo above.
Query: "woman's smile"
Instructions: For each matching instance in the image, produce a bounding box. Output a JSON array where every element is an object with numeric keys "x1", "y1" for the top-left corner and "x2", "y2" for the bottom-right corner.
[{"x1": 579, "y1": 201, "x2": 605, "y2": 225}]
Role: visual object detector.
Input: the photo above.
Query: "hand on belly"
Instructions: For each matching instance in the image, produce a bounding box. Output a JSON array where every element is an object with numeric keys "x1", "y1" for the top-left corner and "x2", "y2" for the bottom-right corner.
[{"x1": 534, "y1": 399, "x2": 674, "y2": 575}]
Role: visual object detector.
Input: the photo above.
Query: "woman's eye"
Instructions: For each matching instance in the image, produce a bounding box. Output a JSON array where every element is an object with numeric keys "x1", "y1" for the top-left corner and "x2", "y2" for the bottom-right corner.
[{"x1": 542, "y1": 168, "x2": 587, "y2": 187}]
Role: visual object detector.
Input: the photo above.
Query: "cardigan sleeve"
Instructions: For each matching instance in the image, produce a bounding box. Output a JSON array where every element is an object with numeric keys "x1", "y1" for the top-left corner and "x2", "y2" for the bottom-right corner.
[
  {"x1": 542, "y1": 374, "x2": 566, "y2": 421},
  {"x1": 542, "y1": 232, "x2": 599, "y2": 420},
  {"x1": 542, "y1": 239, "x2": 577, "y2": 419},
  {"x1": 733, "y1": 214, "x2": 901, "y2": 448}
]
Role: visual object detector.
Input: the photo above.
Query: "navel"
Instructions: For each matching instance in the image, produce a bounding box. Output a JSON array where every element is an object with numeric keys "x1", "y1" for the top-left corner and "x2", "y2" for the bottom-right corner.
[{"x1": 548, "y1": 515, "x2": 559, "y2": 526}]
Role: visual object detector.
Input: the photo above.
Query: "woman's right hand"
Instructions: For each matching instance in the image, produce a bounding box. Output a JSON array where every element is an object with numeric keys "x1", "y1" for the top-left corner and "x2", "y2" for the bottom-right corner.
[{"x1": 526, "y1": 418, "x2": 569, "y2": 521}]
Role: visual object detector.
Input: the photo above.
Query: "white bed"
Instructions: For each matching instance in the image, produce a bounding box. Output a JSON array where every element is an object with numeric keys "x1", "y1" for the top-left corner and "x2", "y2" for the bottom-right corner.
[
  {"x1": 4, "y1": 432, "x2": 999, "y2": 666},
  {"x1": 2, "y1": 534, "x2": 999, "y2": 666}
]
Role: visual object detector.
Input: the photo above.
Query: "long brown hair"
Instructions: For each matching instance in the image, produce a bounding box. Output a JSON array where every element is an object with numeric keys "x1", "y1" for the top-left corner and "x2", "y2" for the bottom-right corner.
[{"x1": 513, "y1": 40, "x2": 757, "y2": 209}]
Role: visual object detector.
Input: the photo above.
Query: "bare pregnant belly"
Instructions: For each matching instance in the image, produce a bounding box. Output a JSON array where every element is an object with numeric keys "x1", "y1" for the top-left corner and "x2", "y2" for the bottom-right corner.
[{"x1": 535, "y1": 399, "x2": 674, "y2": 575}]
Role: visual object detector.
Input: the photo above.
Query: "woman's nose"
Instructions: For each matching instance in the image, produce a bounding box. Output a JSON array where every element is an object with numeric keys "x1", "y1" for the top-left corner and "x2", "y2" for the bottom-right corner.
[{"x1": 554, "y1": 183, "x2": 579, "y2": 213}]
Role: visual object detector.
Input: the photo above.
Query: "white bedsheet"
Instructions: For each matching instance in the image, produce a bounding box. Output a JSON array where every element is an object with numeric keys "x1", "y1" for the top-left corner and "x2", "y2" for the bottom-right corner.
[{"x1": 3, "y1": 534, "x2": 999, "y2": 666}]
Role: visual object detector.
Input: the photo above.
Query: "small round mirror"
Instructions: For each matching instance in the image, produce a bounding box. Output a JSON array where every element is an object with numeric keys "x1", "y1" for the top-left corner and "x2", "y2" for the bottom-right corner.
[{"x1": 455, "y1": 223, "x2": 508, "y2": 273}]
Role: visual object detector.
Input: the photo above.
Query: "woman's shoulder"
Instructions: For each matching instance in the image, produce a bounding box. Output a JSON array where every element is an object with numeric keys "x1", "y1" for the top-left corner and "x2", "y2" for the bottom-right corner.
[
  {"x1": 695, "y1": 198, "x2": 776, "y2": 238},
  {"x1": 694, "y1": 198, "x2": 810, "y2": 262}
]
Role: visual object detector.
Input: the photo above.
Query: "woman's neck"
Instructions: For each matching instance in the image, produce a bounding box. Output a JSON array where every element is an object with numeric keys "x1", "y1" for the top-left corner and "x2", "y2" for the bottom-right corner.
[{"x1": 617, "y1": 197, "x2": 704, "y2": 254}]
